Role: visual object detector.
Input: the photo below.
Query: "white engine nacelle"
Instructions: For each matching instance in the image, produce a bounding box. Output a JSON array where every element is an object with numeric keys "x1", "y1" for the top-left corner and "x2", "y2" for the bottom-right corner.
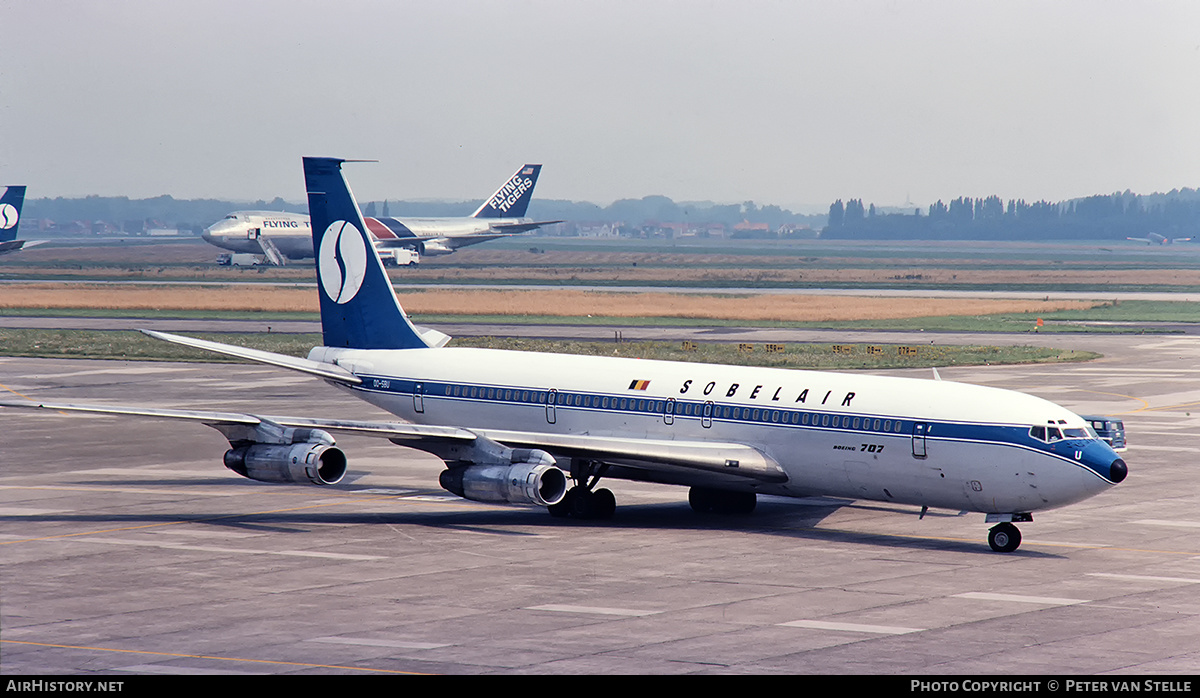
[
  {"x1": 439, "y1": 453, "x2": 568, "y2": 507},
  {"x1": 420, "y1": 239, "x2": 454, "y2": 256},
  {"x1": 224, "y1": 443, "x2": 347, "y2": 486}
]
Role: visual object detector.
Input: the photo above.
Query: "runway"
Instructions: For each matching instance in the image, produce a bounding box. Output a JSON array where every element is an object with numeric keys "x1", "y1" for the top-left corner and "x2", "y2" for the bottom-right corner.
[{"x1": 2, "y1": 331, "x2": 1200, "y2": 674}]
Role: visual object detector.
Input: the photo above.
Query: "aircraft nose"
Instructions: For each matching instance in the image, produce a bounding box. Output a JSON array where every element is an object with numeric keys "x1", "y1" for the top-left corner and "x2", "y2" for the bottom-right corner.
[{"x1": 1109, "y1": 458, "x2": 1128, "y2": 483}]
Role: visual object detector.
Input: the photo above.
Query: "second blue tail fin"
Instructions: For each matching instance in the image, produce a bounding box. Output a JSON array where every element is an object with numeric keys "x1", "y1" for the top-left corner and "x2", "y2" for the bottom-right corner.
[
  {"x1": 471, "y1": 164, "x2": 542, "y2": 219},
  {"x1": 0, "y1": 186, "x2": 27, "y2": 244},
  {"x1": 303, "y1": 158, "x2": 433, "y2": 350}
]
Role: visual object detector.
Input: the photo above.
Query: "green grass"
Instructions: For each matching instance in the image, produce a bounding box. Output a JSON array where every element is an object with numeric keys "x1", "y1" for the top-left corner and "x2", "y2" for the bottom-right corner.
[
  {"x1": 3, "y1": 299, "x2": 1198, "y2": 334},
  {"x1": 453, "y1": 337, "x2": 1097, "y2": 369},
  {"x1": 0, "y1": 329, "x2": 1098, "y2": 369}
]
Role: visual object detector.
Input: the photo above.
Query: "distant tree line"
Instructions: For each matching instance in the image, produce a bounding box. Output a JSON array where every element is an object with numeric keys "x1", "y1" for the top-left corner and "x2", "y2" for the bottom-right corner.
[
  {"x1": 23, "y1": 194, "x2": 825, "y2": 235},
  {"x1": 824, "y1": 189, "x2": 1200, "y2": 240}
]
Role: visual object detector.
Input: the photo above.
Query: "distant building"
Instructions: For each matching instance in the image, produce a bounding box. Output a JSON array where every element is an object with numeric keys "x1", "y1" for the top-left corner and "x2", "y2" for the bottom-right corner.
[
  {"x1": 577, "y1": 223, "x2": 619, "y2": 238},
  {"x1": 733, "y1": 219, "x2": 771, "y2": 237}
]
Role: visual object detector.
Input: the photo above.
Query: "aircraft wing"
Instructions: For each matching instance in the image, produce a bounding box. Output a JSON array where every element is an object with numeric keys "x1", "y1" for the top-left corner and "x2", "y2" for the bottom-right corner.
[{"x1": 0, "y1": 399, "x2": 786, "y2": 485}]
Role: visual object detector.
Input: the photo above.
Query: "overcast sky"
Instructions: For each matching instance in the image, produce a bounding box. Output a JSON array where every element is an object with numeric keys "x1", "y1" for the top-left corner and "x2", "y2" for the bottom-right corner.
[{"x1": 3, "y1": 1, "x2": 1199, "y2": 211}]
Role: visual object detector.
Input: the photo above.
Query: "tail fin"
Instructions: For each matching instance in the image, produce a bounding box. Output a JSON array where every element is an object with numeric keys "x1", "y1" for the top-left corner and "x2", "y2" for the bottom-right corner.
[
  {"x1": 303, "y1": 158, "x2": 433, "y2": 350},
  {"x1": 0, "y1": 186, "x2": 27, "y2": 243},
  {"x1": 471, "y1": 164, "x2": 542, "y2": 219}
]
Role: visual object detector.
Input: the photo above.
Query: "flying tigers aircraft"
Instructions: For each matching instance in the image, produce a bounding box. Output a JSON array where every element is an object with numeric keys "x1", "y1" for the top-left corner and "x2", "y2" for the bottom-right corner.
[
  {"x1": 0, "y1": 158, "x2": 1128, "y2": 553},
  {"x1": 200, "y1": 164, "x2": 558, "y2": 265}
]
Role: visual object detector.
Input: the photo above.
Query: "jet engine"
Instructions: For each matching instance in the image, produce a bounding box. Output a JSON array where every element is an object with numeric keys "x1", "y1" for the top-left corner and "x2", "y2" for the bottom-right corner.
[
  {"x1": 223, "y1": 441, "x2": 347, "y2": 486},
  {"x1": 419, "y1": 239, "x2": 455, "y2": 256},
  {"x1": 439, "y1": 460, "x2": 567, "y2": 506},
  {"x1": 439, "y1": 448, "x2": 568, "y2": 506}
]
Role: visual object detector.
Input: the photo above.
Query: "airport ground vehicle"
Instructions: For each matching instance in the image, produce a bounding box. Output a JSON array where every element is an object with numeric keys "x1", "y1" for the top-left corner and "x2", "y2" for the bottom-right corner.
[{"x1": 1084, "y1": 416, "x2": 1127, "y2": 452}]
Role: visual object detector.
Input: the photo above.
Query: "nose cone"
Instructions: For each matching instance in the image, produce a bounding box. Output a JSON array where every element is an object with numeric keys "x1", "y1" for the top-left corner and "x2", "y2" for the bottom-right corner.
[
  {"x1": 203, "y1": 219, "x2": 240, "y2": 243},
  {"x1": 1109, "y1": 458, "x2": 1128, "y2": 483}
]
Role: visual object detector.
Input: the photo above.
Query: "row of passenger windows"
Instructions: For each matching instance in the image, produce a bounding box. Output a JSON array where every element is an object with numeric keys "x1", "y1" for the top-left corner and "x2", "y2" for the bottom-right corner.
[{"x1": 438, "y1": 383, "x2": 906, "y2": 433}]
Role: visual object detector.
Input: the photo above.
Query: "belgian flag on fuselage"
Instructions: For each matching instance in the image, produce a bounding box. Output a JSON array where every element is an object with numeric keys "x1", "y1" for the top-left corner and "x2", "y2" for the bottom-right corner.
[{"x1": 302, "y1": 157, "x2": 432, "y2": 350}]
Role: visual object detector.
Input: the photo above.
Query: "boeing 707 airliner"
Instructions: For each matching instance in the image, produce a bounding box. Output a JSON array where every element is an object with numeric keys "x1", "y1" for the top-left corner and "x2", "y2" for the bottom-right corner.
[{"x1": 0, "y1": 158, "x2": 1128, "y2": 553}]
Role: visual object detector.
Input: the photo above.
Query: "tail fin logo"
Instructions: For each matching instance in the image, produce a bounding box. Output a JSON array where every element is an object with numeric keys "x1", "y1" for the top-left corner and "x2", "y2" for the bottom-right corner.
[
  {"x1": 0, "y1": 204, "x2": 18, "y2": 230},
  {"x1": 318, "y1": 220, "x2": 368, "y2": 304},
  {"x1": 487, "y1": 176, "x2": 533, "y2": 214}
]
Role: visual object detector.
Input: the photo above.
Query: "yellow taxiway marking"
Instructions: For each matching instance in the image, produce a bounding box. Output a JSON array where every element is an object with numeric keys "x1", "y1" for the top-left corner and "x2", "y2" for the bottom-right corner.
[
  {"x1": 1076, "y1": 389, "x2": 1150, "y2": 415},
  {"x1": 0, "y1": 382, "x2": 73, "y2": 415},
  {"x1": 0, "y1": 639, "x2": 429, "y2": 675}
]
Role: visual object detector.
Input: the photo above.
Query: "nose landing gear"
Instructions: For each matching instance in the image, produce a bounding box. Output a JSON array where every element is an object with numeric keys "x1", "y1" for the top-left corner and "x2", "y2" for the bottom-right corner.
[
  {"x1": 988, "y1": 521, "x2": 1022, "y2": 553},
  {"x1": 985, "y1": 513, "x2": 1031, "y2": 552}
]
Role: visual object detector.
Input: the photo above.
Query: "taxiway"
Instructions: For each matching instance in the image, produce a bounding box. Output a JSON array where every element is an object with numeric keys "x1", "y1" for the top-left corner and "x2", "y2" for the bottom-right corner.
[{"x1": 1, "y1": 330, "x2": 1199, "y2": 674}]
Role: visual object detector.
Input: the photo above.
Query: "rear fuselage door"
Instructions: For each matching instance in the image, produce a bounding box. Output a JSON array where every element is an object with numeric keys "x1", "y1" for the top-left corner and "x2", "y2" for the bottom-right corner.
[{"x1": 912, "y1": 422, "x2": 929, "y2": 458}]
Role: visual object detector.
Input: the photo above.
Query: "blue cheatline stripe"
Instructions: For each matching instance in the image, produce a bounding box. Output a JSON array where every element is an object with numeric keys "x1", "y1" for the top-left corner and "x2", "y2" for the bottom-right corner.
[{"x1": 351, "y1": 374, "x2": 1119, "y2": 482}]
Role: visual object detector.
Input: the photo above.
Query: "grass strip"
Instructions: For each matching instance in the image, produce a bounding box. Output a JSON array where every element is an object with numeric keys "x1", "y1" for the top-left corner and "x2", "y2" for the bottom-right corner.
[{"x1": 0, "y1": 329, "x2": 1097, "y2": 369}]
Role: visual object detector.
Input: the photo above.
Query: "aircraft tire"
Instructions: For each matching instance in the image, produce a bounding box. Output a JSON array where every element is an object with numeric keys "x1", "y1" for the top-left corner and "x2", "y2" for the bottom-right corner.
[
  {"x1": 555, "y1": 486, "x2": 616, "y2": 520},
  {"x1": 988, "y1": 522, "x2": 1022, "y2": 553},
  {"x1": 548, "y1": 493, "x2": 572, "y2": 518},
  {"x1": 689, "y1": 488, "x2": 756, "y2": 515},
  {"x1": 688, "y1": 487, "x2": 715, "y2": 513},
  {"x1": 591, "y1": 488, "x2": 616, "y2": 519}
]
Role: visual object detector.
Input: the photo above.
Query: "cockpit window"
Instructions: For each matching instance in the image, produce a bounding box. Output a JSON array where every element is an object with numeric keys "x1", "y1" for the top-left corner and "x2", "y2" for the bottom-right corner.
[{"x1": 1031, "y1": 424, "x2": 1092, "y2": 442}]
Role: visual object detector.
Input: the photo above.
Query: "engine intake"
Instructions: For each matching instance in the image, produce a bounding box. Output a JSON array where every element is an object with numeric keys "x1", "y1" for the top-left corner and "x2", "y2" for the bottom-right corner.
[{"x1": 224, "y1": 442, "x2": 347, "y2": 486}]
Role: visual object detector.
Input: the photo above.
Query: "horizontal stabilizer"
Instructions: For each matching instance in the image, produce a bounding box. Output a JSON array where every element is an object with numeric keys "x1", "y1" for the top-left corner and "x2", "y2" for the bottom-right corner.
[
  {"x1": 489, "y1": 220, "x2": 563, "y2": 234},
  {"x1": 412, "y1": 324, "x2": 452, "y2": 348},
  {"x1": 140, "y1": 329, "x2": 361, "y2": 384}
]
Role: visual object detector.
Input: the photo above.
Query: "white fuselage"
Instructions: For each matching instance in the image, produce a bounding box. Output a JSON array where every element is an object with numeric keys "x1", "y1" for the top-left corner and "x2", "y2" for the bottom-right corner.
[
  {"x1": 309, "y1": 345, "x2": 1123, "y2": 515},
  {"x1": 202, "y1": 211, "x2": 532, "y2": 260}
]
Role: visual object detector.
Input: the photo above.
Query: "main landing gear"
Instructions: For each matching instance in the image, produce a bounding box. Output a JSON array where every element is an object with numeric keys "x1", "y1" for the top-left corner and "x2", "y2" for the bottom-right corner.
[
  {"x1": 688, "y1": 487, "x2": 757, "y2": 515},
  {"x1": 548, "y1": 461, "x2": 615, "y2": 520},
  {"x1": 986, "y1": 513, "x2": 1031, "y2": 552}
]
